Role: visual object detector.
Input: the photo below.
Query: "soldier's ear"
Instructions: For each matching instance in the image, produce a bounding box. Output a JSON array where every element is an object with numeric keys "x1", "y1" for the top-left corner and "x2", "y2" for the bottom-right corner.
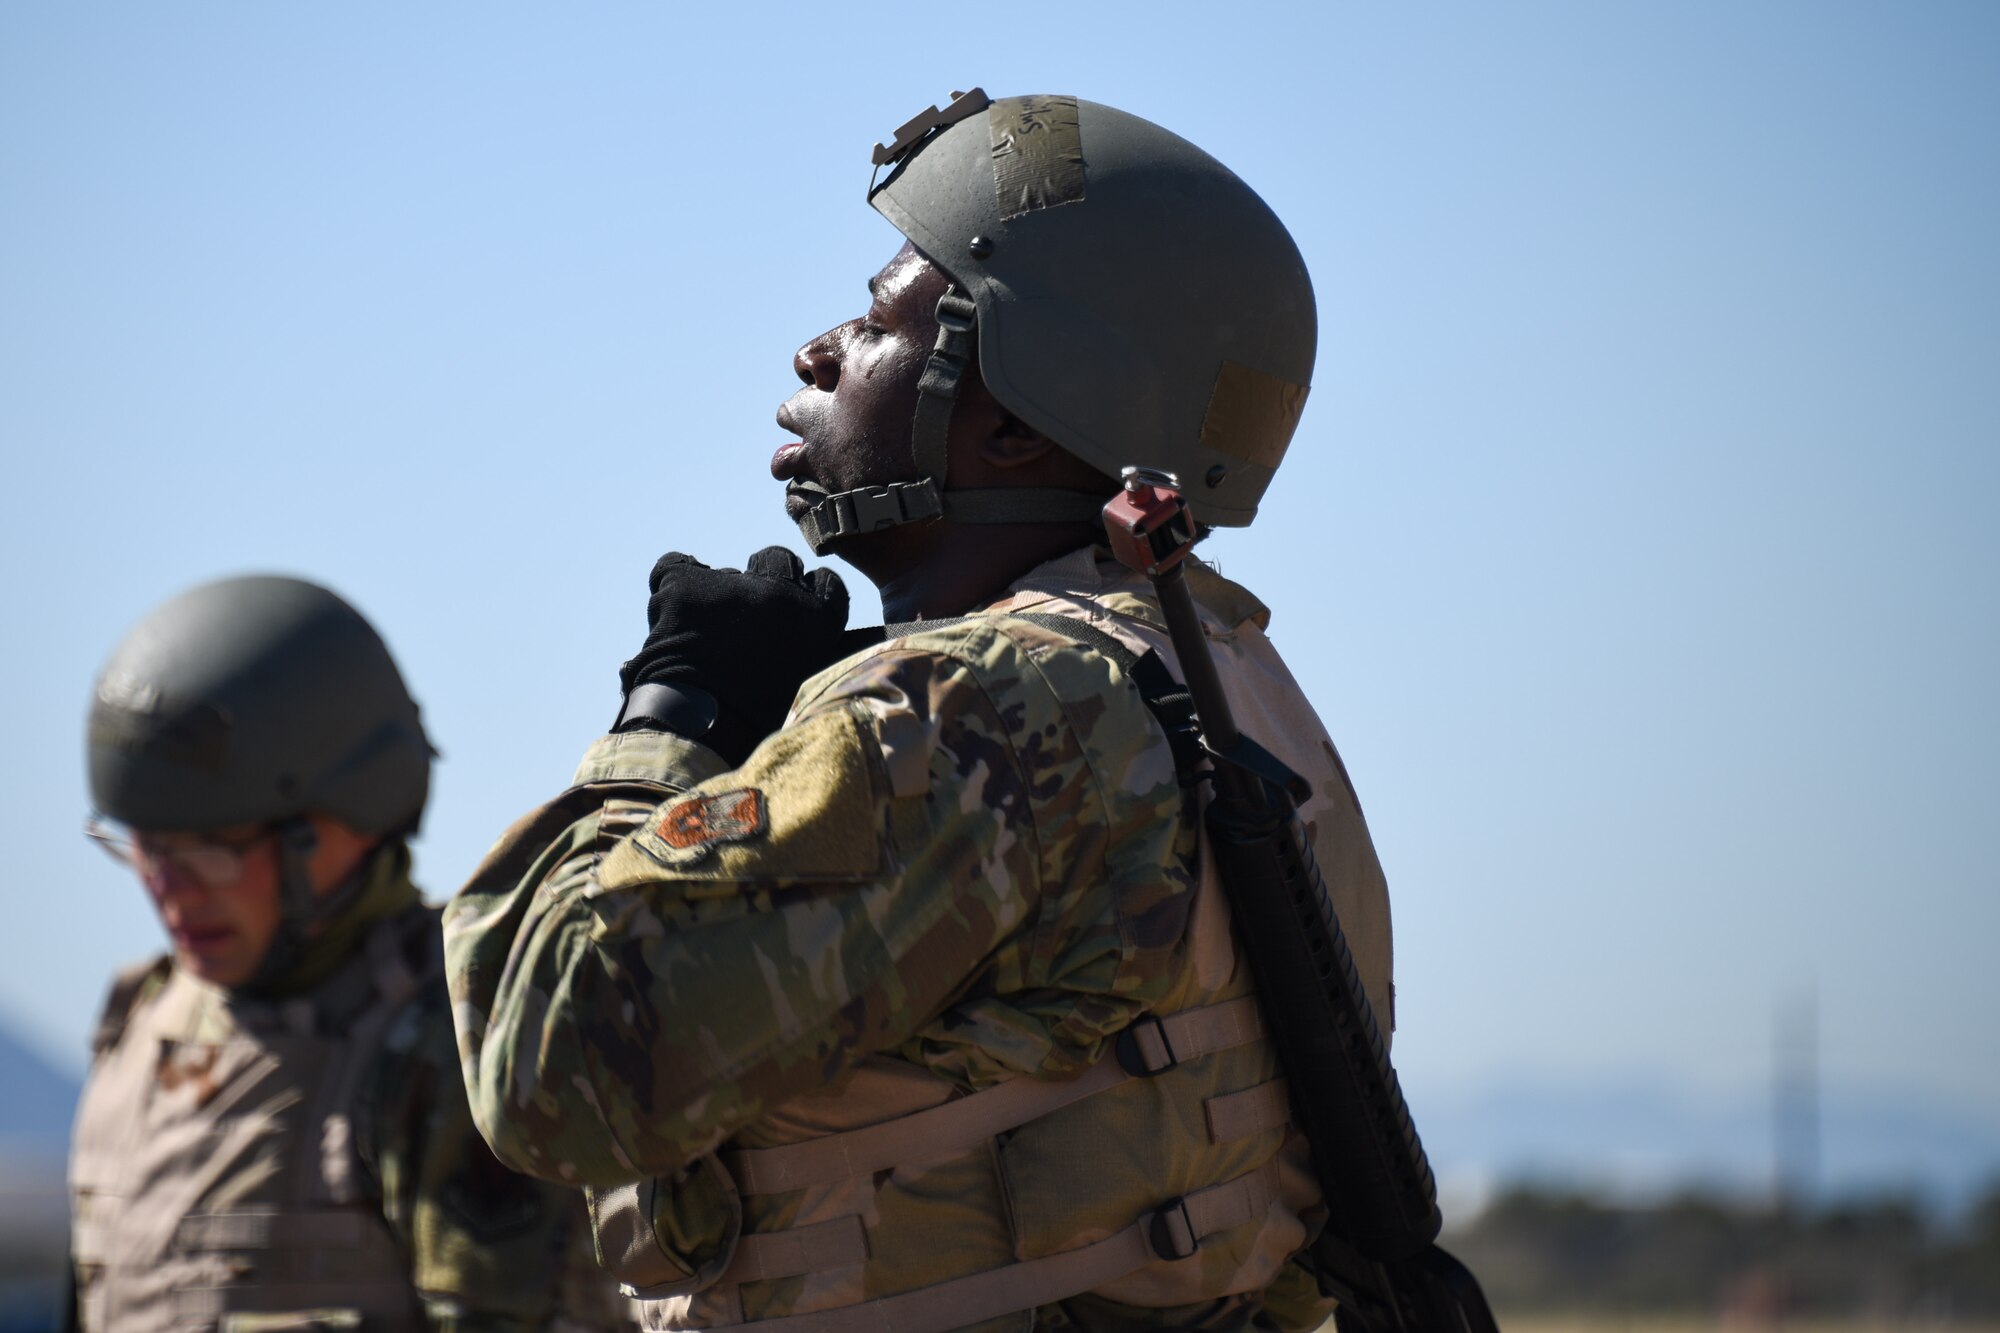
[{"x1": 975, "y1": 413, "x2": 1060, "y2": 471}]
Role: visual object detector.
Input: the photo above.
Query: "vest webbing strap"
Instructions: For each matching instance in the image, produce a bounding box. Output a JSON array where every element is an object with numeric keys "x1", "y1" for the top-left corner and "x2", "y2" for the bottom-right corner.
[
  {"x1": 709, "y1": 1074, "x2": 1288, "y2": 1292},
  {"x1": 726, "y1": 1215, "x2": 870, "y2": 1285},
  {"x1": 1205, "y1": 1078, "x2": 1292, "y2": 1145},
  {"x1": 722, "y1": 995, "x2": 1265, "y2": 1196},
  {"x1": 170, "y1": 1210, "x2": 372, "y2": 1252},
  {"x1": 721, "y1": 1159, "x2": 1279, "y2": 1333},
  {"x1": 173, "y1": 1279, "x2": 419, "y2": 1322}
]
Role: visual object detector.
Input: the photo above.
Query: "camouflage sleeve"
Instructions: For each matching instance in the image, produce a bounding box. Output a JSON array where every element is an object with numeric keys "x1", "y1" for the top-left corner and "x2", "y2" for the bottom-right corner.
[
  {"x1": 446, "y1": 630, "x2": 1061, "y2": 1188},
  {"x1": 365, "y1": 985, "x2": 634, "y2": 1330}
]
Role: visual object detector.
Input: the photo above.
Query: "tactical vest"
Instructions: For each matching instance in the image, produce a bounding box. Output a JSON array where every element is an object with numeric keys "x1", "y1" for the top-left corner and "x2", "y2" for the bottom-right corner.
[
  {"x1": 69, "y1": 906, "x2": 444, "y2": 1332},
  {"x1": 590, "y1": 590, "x2": 1388, "y2": 1332}
]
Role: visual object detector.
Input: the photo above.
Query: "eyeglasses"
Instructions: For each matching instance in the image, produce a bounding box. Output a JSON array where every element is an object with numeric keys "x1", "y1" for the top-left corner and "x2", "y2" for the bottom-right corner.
[{"x1": 83, "y1": 814, "x2": 273, "y2": 889}]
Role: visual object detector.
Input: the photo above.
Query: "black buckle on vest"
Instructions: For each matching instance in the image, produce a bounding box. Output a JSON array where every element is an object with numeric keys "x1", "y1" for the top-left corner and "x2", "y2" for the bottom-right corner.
[
  {"x1": 1115, "y1": 1014, "x2": 1178, "y2": 1077},
  {"x1": 1148, "y1": 1196, "x2": 1199, "y2": 1261}
]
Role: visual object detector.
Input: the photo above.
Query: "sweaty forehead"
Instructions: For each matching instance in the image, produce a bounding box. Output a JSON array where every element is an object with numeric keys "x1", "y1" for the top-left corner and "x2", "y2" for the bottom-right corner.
[{"x1": 866, "y1": 244, "x2": 935, "y2": 308}]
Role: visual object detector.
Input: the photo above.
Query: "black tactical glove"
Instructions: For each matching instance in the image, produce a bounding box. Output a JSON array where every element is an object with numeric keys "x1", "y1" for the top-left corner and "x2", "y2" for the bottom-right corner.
[{"x1": 617, "y1": 547, "x2": 852, "y2": 766}]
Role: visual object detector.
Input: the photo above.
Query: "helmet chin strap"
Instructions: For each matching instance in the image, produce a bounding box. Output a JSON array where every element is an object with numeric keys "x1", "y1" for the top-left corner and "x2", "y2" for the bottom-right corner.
[
  {"x1": 794, "y1": 285, "x2": 1108, "y2": 556},
  {"x1": 239, "y1": 817, "x2": 375, "y2": 994}
]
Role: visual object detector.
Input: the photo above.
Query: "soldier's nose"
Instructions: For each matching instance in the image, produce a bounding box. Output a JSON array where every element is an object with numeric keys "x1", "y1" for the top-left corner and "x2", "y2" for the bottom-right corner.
[
  {"x1": 794, "y1": 338, "x2": 840, "y2": 391},
  {"x1": 143, "y1": 864, "x2": 203, "y2": 905}
]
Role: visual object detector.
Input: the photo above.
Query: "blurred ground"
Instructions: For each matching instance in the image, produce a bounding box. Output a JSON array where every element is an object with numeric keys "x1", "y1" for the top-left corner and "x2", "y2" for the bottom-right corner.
[
  {"x1": 1445, "y1": 1183, "x2": 2000, "y2": 1326},
  {"x1": 1504, "y1": 1312, "x2": 2000, "y2": 1320}
]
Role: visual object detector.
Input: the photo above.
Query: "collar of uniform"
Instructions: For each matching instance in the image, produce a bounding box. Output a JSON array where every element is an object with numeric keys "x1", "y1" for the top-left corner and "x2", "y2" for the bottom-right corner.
[
  {"x1": 249, "y1": 841, "x2": 423, "y2": 1001},
  {"x1": 988, "y1": 544, "x2": 1272, "y2": 633},
  {"x1": 573, "y1": 727, "x2": 731, "y2": 789}
]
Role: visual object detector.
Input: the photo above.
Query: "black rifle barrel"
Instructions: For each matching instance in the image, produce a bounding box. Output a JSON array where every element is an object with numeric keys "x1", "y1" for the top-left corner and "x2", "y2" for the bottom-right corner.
[
  {"x1": 1146, "y1": 561, "x2": 1502, "y2": 1331},
  {"x1": 1102, "y1": 477, "x2": 1499, "y2": 1330},
  {"x1": 1153, "y1": 561, "x2": 1443, "y2": 1259}
]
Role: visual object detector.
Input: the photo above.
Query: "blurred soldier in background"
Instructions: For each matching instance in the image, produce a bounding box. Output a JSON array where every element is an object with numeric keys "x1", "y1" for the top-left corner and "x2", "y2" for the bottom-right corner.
[
  {"x1": 449, "y1": 92, "x2": 1393, "y2": 1330},
  {"x1": 74, "y1": 575, "x2": 635, "y2": 1332}
]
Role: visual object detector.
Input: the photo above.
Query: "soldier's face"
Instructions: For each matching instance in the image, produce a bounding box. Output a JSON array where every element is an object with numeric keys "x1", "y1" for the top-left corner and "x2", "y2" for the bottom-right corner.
[
  {"x1": 774, "y1": 243, "x2": 962, "y2": 521},
  {"x1": 135, "y1": 823, "x2": 287, "y2": 988},
  {"x1": 134, "y1": 814, "x2": 376, "y2": 988}
]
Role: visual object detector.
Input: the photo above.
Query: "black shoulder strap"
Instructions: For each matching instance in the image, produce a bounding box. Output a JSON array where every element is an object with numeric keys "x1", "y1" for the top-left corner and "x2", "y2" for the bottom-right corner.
[{"x1": 884, "y1": 613, "x2": 1206, "y2": 779}]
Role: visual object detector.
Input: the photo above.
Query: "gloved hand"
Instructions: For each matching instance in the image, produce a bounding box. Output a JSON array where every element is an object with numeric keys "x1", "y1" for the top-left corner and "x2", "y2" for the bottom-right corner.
[{"x1": 618, "y1": 547, "x2": 852, "y2": 765}]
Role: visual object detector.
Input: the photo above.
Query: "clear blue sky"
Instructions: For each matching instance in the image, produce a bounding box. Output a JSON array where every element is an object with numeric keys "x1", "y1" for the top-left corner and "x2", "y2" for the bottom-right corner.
[{"x1": 3, "y1": 3, "x2": 1995, "y2": 1200}]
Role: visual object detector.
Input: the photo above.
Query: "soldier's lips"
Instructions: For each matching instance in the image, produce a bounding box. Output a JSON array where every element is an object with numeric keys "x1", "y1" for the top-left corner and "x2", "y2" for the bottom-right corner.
[
  {"x1": 170, "y1": 923, "x2": 236, "y2": 956},
  {"x1": 775, "y1": 442, "x2": 825, "y2": 518}
]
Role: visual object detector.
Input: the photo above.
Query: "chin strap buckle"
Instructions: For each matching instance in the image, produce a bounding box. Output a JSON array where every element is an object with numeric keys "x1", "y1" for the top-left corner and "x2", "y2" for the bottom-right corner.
[
  {"x1": 797, "y1": 479, "x2": 945, "y2": 553},
  {"x1": 847, "y1": 480, "x2": 945, "y2": 533}
]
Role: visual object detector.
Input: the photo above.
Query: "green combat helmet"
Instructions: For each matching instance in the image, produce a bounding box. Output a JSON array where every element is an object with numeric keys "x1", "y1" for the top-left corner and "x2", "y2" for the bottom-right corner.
[
  {"x1": 87, "y1": 575, "x2": 433, "y2": 986},
  {"x1": 792, "y1": 90, "x2": 1316, "y2": 553}
]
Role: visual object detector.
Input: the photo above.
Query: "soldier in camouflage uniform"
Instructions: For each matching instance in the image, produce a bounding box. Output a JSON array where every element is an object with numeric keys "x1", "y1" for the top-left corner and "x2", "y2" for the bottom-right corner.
[
  {"x1": 447, "y1": 93, "x2": 1394, "y2": 1331},
  {"x1": 74, "y1": 575, "x2": 635, "y2": 1332}
]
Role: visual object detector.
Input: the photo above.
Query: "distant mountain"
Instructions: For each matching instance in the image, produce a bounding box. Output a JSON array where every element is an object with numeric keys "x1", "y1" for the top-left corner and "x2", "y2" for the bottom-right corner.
[
  {"x1": 0, "y1": 1022, "x2": 78, "y2": 1154},
  {"x1": 1417, "y1": 1076, "x2": 2000, "y2": 1223},
  {"x1": 0, "y1": 1018, "x2": 75, "y2": 1287}
]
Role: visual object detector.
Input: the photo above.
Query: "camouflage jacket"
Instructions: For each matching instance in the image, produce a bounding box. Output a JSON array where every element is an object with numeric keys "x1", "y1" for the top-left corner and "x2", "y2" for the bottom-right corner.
[
  {"x1": 447, "y1": 549, "x2": 1394, "y2": 1331},
  {"x1": 71, "y1": 845, "x2": 633, "y2": 1332}
]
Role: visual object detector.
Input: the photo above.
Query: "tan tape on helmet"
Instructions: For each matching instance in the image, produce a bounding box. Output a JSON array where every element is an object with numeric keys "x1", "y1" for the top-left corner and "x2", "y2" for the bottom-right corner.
[{"x1": 1199, "y1": 361, "x2": 1311, "y2": 471}]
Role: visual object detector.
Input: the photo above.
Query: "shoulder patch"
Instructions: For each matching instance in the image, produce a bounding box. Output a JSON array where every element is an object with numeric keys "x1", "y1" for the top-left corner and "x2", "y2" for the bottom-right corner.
[
  {"x1": 595, "y1": 708, "x2": 886, "y2": 890},
  {"x1": 649, "y1": 789, "x2": 768, "y2": 858}
]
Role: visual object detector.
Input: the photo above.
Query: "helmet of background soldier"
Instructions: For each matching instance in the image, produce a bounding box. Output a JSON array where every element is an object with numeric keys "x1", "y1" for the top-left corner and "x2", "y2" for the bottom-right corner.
[
  {"x1": 88, "y1": 575, "x2": 432, "y2": 837},
  {"x1": 791, "y1": 90, "x2": 1316, "y2": 553}
]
